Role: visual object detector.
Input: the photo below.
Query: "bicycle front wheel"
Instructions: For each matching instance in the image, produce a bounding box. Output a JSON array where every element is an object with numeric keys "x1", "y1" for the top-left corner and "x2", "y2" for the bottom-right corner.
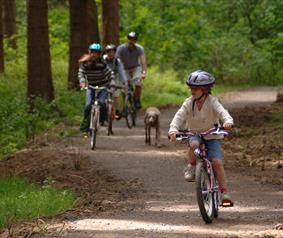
[
  {"x1": 90, "y1": 107, "x2": 99, "y2": 150},
  {"x1": 195, "y1": 162, "x2": 215, "y2": 223},
  {"x1": 213, "y1": 176, "x2": 219, "y2": 218},
  {"x1": 125, "y1": 94, "x2": 136, "y2": 128}
]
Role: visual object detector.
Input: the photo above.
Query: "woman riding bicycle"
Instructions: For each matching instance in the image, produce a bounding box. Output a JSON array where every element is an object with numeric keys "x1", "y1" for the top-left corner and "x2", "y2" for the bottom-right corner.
[
  {"x1": 78, "y1": 43, "x2": 115, "y2": 136},
  {"x1": 168, "y1": 70, "x2": 234, "y2": 204}
]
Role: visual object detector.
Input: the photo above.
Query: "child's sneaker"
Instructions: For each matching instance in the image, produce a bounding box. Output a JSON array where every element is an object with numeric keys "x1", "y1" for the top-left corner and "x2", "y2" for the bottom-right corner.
[
  {"x1": 183, "y1": 164, "x2": 196, "y2": 182},
  {"x1": 221, "y1": 192, "x2": 234, "y2": 207}
]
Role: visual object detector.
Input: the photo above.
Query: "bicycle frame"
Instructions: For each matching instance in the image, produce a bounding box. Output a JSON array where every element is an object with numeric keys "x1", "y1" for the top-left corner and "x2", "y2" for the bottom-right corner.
[
  {"x1": 116, "y1": 82, "x2": 136, "y2": 128},
  {"x1": 85, "y1": 85, "x2": 113, "y2": 149}
]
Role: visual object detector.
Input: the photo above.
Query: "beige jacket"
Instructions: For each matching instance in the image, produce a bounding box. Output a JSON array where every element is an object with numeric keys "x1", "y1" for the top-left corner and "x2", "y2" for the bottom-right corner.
[{"x1": 168, "y1": 95, "x2": 234, "y2": 140}]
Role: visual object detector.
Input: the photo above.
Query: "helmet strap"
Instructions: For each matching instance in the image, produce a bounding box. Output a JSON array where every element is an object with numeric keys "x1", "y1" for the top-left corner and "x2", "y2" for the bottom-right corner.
[{"x1": 192, "y1": 93, "x2": 207, "y2": 116}]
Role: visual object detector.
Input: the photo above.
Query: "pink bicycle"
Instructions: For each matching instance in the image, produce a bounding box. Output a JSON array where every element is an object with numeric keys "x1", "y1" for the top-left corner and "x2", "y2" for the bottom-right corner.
[{"x1": 176, "y1": 126, "x2": 233, "y2": 223}]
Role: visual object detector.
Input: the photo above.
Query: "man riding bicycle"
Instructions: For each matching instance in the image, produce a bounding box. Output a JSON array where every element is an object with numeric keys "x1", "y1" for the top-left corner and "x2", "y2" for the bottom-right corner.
[
  {"x1": 116, "y1": 32, "x2": 147, "y2": 110},
  {"x1": 78, "y1": 43, "x2": 115, "y2": 137}
]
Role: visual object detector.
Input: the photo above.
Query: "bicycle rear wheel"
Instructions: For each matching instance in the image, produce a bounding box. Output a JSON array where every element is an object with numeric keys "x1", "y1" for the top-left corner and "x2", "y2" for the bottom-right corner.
[
  {"x1": 125, "y1": 94, "x2": 136, "y2": 128},
  {"x1": 90, "y1": 108, "x2": 99, "y2": 150},
  {"x1": 195, "y1": 162, "x2": 215, "y2": 223}
]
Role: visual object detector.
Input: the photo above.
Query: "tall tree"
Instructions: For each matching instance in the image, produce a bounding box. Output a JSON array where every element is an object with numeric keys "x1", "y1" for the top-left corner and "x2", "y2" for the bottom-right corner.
[
  {"x1": 0, "y1": 0, "x2": 4, "y2": 73},
  {"x1": 68, "y1": 0, "x2": 100, "y2": 89},
  {"x1": 102, "y1": 0, "x2": 120, "y2": 46},
  {"x1": 3, "y1": 0, "x2": 16, "y2": 49},
  {"x1": 27, "y1": 0, "x2": 54, "y2": 103}
]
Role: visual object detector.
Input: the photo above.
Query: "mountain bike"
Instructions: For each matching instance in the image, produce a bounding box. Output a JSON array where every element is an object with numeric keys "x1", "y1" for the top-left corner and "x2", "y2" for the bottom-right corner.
[
  {"x1": 124, "y1": 82, "x2": 136, "y2": 128},
  {"x1": 176, "y1": 126, "x2": 233, "y2": 223},
  {"x1": 85, "y1": 85, "x2": 114, "y2": 150}
]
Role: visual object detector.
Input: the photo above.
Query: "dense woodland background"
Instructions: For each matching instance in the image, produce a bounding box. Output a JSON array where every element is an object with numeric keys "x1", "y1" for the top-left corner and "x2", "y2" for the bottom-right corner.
[{"x1": 0, "y1": 0, "x2": 283, "y2": 158}]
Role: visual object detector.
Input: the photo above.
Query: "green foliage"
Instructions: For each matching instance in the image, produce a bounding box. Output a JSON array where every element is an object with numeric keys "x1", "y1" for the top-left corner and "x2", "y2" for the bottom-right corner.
[
  {"x1": 0, "y1": 57, "x2": 84, "y2": 159},
  {"x1": 142, "y1": 66, "x2": 188, "y2": 107},
  {"x1": 0, "y1": 176, "x2": 74, "y2": 229},
  {"x1": 48, "y1": 6, "x2": 69, "y2": 58},
  {"x1": 120, "y1": 0, "x2": 283, "y2": 85},
  {"x1": 142, "y1": 67, "x2": 247, "y2": 108}
]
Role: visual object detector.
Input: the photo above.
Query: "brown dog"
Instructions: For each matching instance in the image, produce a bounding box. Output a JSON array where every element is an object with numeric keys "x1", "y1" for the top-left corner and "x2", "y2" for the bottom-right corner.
[{"x1": 144, "y1": 107, "x2": 161, "y2": 147}]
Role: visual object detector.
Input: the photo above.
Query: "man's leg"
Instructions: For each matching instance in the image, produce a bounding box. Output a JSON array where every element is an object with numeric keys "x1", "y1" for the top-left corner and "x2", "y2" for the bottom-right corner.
[
  {"x1": 133, "y1": 67, "x2": 142, "y2": 109},
  {"x1": 134, "y1": 85, "x2": 142, "y2": 109}
]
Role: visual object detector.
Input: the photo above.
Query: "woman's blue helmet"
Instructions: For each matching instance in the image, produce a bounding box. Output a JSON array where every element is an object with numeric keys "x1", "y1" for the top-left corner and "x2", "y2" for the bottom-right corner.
[{"x1": 89, "y1": 43, "x2": 102, "y2": 52}]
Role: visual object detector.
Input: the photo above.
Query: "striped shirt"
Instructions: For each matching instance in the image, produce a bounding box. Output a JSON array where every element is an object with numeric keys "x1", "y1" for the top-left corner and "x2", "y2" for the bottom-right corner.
[{"x1": 78, "y1": 58, "x2": 114, "y2": 87}]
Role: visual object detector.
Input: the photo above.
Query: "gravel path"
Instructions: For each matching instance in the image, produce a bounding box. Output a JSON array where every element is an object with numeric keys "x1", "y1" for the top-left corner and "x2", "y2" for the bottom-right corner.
[{"x1": 54, "y1": 87, "x2": 283, "y2": 238}]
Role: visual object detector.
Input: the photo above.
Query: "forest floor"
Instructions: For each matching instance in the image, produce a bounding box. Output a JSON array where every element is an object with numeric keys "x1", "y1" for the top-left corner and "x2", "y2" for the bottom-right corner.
[{"x1": 0, "y1": 87, "x2": 283, "y2": 238}]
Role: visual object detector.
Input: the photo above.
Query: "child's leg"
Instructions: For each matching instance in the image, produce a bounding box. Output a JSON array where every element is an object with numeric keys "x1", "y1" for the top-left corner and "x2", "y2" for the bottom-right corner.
[
  {"x1": 205, "y1": 139, "x2": 227, "y2": 190},
  {"x1": 212, "y1": 160, "x2": 227, "y2": 192},
  {"x1": 184, "y1": 136, "x2": 201, "y2": 182},
  {"x1": 188, "y1": 135, "x2": 201, "y2": 165}
]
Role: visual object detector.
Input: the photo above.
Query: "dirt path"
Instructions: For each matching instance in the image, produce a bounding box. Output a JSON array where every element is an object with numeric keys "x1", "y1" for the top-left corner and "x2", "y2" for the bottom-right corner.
[
  {"x1": 42, "y1": 86, "x2": 282, "y2": 238},
  {"x1": 1, "y1": 87, "x2": 282, "y2": 238}
]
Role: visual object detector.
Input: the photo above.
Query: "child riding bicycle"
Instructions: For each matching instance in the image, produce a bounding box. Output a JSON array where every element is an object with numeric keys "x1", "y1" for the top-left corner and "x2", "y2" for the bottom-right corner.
[
  {"x1": 168, "y1": 70, "x2": 234, "y2": 204},
  {"x1": 78, "y1": 43, "x2": 115, "y2": 136},
  {"x1": 103, "y1": 44, "x2": 128, "y2": 119}
]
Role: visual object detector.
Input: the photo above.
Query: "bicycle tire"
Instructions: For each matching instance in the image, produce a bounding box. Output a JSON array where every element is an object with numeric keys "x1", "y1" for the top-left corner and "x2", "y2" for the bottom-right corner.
[
  {"x1": 195, "y1": 162, "x2": 215, "y2": 223},
  {"x1": 107, "y1": 102, "x2": 113, "y2": 136},
  {"x1": 125, "y1": 95, "x2": 136, "y2": 128},
  {"x1": 91, "y1": 107, "x2": 99, "y2": 150},
  {"x1": 213, "y1": 176, "x2": 219, "y2": 218}
]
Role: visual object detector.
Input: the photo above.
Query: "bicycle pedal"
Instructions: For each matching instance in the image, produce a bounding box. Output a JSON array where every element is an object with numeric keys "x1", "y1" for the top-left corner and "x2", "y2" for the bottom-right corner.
[
  {"x1": 82, "y1": 133, "x2": 89, "y2": 139},
  {"x1": 220, "y1": 200, "x2": 234, "y2": 207}
]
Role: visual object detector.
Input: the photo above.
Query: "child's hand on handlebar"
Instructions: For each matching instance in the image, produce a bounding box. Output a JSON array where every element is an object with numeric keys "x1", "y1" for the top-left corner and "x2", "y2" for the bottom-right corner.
[
  {"x1": 168, "y1": 133, "x2": 176, "y2": 142},
  {"x1": 80, "y1": 82, "x2": 86, "y2": 89},
  {"x1": 223, "y1": 122, "x2": 233, "y2": 130}
]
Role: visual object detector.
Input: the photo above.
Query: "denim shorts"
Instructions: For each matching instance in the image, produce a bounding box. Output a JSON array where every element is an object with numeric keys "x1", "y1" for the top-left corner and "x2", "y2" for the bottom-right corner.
[{"x1": 189, "y1": 136, "x2": 223, "y2": 160}]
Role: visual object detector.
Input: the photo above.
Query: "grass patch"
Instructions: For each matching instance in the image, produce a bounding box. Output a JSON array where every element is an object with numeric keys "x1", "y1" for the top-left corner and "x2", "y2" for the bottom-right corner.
[{"x1": 0, "y1": 176, "x2": 74, "y2": 229}]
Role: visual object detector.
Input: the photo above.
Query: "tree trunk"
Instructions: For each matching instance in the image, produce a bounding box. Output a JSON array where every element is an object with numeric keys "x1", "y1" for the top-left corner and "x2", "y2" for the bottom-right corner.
[
  {"x1": 102, "y1": 0, "x2": 120, "y2": 46},
  {"x1": 0, "y1": 0, "x2": 4, "y2": 73},
  {"x1": 27, "y1": 0, "x2": 54, "y2": 103},
  {"x1": 68, "y1": 0, "x2": 100, "y2": 90},
  {"x1": 3, "y1": 0, "x2": 16, "y2": 49}
]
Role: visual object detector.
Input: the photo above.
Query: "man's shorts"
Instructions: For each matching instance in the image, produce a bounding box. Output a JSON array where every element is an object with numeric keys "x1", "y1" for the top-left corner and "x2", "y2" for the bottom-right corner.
[
  {"x1": 125, "y1": 66, "x2": 142, "y2": 86},
  {"x1": 189, "y1": 136, "x2": 223, "y2": 160}
]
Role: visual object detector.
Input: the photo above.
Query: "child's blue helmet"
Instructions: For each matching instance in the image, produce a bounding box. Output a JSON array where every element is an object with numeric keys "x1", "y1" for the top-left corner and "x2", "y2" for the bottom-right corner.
[
  {"x1": 89, "y1": 43, "x2": 102, "y2": 52},
  {"x1": 186, "y1": 70, "x2": 215, "y2": 87}
]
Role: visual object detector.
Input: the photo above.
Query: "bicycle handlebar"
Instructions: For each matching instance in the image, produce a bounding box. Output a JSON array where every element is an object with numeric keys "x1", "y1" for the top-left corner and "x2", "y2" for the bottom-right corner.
[
  {"x1": 84, "y1": 85, "x2": 107, "y2": 91},
  {"x1": 174, "y1": 126, "x2": 229, "y2": 141}
]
